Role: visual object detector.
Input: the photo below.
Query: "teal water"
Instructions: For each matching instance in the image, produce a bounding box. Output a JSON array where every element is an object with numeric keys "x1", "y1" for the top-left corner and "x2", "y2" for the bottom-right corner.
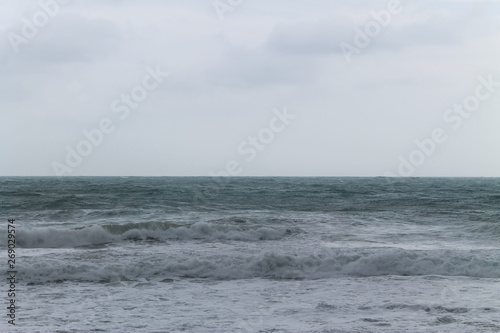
[{"x1": 1, "y1": 177, "x2": 500, "y2": 332}]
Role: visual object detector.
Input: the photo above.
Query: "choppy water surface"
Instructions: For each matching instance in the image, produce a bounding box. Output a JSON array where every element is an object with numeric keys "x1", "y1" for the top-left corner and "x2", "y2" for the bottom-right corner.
[{"x1": 1, "y1": 177, "x2": 500, "y2": 332}]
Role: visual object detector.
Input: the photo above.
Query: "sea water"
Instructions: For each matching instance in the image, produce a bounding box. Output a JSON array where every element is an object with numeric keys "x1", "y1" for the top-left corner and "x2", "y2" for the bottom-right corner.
[{"x1": 1, "y1": 177, "x2": 500, "y2": 332}]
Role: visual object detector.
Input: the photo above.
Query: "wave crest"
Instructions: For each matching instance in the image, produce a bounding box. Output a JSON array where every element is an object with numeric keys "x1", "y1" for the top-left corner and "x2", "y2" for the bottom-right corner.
[
  {"x1": 14, "y1": 222, "x2": 296, "y2": 248},
  {"x1": 12, "y1": 248, "x2": 500, "y2": 283}
]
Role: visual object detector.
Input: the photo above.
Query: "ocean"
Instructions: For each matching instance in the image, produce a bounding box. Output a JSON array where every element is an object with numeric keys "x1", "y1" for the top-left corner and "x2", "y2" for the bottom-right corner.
[{"x1": 1, "y1": 177, "x2": 500, "y2": 332}]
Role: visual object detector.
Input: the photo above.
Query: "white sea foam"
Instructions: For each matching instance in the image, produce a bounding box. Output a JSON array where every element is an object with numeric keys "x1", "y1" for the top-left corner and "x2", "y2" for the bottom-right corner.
[
  {"x1": 12, "y1": 248, "x2": 500, "y2": 284},
  {"x1": 13, "y1": 222, "x2": 296, "y2": 248},
  {"x1": 4, "y1": 177, "x2": 500, "y2": 332}
]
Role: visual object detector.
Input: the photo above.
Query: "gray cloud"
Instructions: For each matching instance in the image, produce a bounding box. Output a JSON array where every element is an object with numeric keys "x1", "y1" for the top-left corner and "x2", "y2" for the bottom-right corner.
[
  {"x1": 265, "y1": 17, "x2": 354, "y2": 55},
  {"x1": 206, "y1": 43, "x2": 324, "y2": 89},
  {"x1": 1, "y1": 0, "x2": 500, "y2": 176},
  {"x1": 13, "y1": 15, "x2": 123, "y2": 64}
]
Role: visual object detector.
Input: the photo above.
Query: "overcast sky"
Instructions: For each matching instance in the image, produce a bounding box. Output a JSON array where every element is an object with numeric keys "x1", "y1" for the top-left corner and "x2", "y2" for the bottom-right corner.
[{"x1": 1, "y1": 0, "x2": 499, "y2": 176}]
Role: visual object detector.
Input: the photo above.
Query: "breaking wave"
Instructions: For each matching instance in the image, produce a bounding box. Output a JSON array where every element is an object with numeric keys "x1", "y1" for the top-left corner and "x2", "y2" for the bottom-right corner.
[
  {"x1": 13, "y1": 248, "x2": 500, "y2": 283},
  {"x1": 14, "y1": 222, "x2": 298, "y2": 248}
]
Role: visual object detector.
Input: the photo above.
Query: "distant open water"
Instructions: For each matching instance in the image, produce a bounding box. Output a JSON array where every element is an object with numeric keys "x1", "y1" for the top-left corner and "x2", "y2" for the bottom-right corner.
[{"x1": 1, "y1": 177, "x2": 500, "y2": 332}]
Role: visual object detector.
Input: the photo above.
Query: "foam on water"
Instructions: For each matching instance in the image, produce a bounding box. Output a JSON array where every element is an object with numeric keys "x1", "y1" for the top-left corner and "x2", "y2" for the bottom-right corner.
[
  {"x1": 11, "y1": 246, "x2": 500, "y2": 284},
  {"x1": 13, "y1": 222, "x2": 298, "y2": 248},
  {"x1": 2, "y1": 177, "x2": 500, "y2": 332}
]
